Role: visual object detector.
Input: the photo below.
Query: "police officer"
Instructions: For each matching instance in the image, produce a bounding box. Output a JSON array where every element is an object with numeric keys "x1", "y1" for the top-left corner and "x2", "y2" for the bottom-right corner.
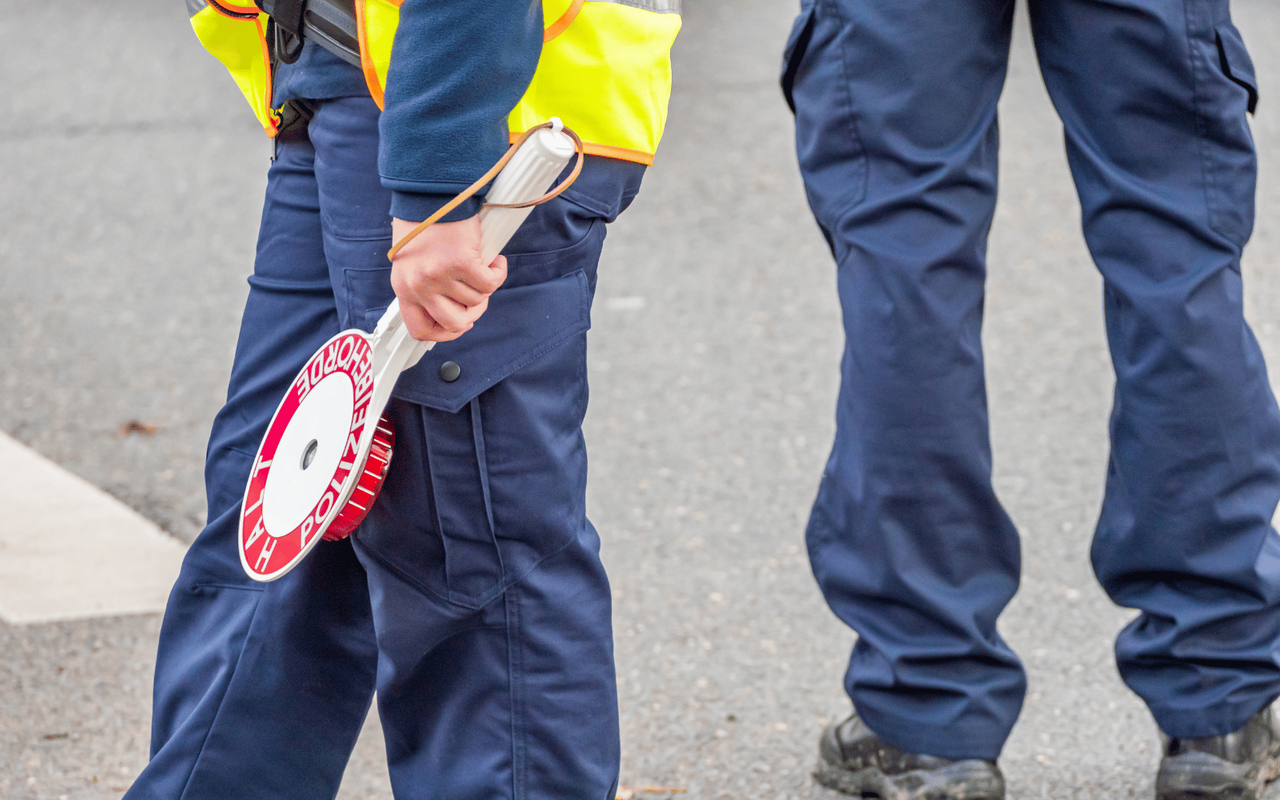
[
  {"x1": 124, "y1": 1, "x2": 679, "y2": 798},
  {"x1": 780, "y1": 0, "x2": 1280, "y2": 798}
]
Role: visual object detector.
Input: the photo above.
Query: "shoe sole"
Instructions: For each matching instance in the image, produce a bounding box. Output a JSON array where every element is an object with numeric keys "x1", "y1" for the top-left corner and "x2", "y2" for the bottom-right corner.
[
  {"x1": 1156, "y1": 750, "x2": 1280, "y2": 800},
  {"x1": 813, "y1": 759, "x2": 1005, "y2": 800}
]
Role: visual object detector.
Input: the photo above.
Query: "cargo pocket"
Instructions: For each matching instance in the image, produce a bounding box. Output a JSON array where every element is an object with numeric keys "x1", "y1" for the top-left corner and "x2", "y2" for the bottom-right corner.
[
  {"x1": 354, "y1": 269, "x2": 593, "y2": 610},
  {"x1": 1200, "y1": 21, "x2": 1258, "y2": 247},
  {"x1": 347, "y1": 175, "x2": 608, "y2": 609},
  {"x1": 781, "y1": 2, "x2": 868, "y2": 232}
]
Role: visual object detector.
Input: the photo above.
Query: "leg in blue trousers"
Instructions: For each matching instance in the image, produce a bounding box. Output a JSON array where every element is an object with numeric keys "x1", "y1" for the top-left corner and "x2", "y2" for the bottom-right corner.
[
  {"x1": 783, "y1": 0, "x2": 1280, "y2": 794},
  {"x1": 1027, "y1": 0, "x2": 1280, "y2": 739},
  {"x1": 786, "y1": 0, "x2": 1027, "y2": 762},
  {"x1": 125, "y1": 96, "x2": 641, "y2": 799}
]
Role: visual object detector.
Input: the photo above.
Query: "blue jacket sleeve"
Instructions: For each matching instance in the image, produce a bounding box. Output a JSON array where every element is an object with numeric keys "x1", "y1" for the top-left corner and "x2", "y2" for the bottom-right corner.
[{"x1": 378, "y1": 0, "x2": 543, "y2": 223}]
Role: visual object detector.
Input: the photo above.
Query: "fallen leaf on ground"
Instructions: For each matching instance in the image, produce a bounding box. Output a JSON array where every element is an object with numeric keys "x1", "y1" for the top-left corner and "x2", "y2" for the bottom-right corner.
[{"x1": 120, "y1": 421, "x2": 158, "y2": 436}]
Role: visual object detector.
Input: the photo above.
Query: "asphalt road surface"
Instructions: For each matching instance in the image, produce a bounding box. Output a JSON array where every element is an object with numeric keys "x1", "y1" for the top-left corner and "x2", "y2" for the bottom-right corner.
[{"x1": 6, "y1": 0, "x2": 1280, "y2": 798}]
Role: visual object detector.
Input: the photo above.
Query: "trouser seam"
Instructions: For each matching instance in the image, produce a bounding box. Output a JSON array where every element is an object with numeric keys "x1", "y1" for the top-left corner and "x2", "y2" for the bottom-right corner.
[
  {"x1": 506, "y1": 587, "x2": 527, "y2": 800},
  {"x1": 1183, "y1": 0, "x2": 1216, "y2": 242}
]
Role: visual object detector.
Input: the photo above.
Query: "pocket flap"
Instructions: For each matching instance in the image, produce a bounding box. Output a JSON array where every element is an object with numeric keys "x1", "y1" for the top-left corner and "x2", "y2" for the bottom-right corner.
[
  {"x1": 1217, "y1": 24, "x2": 1258, "y2": 114},
  {"x1": 780, "y1": 7, "x2": 817, "y2": 113},
  {"x1": 389, "y1": 269, "x2": 591, "y2": 413}
]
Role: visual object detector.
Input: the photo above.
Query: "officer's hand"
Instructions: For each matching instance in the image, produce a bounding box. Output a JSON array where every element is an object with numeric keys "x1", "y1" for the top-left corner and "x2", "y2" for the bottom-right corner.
[{"x1": 389, "y1": 216, "x2": 508, "y2": 342}]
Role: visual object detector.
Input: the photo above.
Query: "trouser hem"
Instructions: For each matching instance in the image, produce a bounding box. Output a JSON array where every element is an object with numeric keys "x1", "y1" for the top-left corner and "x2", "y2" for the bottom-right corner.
[
  {"x1": 856, "y1": 703, "x2": 1008, "y2": 762},
  {"x1": 1149, "y1": 694, "x2": 1280, "y2": 739}
]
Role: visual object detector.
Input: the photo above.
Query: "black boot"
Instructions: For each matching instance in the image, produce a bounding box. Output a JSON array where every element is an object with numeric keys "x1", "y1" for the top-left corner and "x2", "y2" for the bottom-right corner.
[
  {"x1": 1155, "y1": 705, "x2": 1280, "y2": 800},
  {"x1": 814, "y1": 713, "x2": 1006, "y2": 800}
]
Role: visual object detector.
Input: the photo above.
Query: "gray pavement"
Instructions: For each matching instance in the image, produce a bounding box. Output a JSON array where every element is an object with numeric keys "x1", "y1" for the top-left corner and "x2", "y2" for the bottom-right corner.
[{"x1": 6, "y1": 0, "x2": 1280, "y2": 798}]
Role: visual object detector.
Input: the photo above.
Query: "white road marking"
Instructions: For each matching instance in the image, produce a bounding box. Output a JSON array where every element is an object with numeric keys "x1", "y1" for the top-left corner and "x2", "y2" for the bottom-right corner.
[{"x1": 0, "y1": 432, "x2": 187, "y2": 625}]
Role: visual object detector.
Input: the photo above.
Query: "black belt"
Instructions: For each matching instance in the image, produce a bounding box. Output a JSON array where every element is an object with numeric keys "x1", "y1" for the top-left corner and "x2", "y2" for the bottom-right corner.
[{"x1": 257, "y1": 0, "x2": 360, "y2": 67}]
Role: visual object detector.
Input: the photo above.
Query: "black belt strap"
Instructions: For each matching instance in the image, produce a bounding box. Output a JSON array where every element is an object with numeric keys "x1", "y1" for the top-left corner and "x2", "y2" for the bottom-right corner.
[
  {"x1": 258, "y1": 0, "x2": 304, "y2": 36},
  {"x1": 302, "y1": 0, "x2": 360, "y2": 66},
  {"x1": 256, "y1": 0, "x2": 360, "y2": 68}
]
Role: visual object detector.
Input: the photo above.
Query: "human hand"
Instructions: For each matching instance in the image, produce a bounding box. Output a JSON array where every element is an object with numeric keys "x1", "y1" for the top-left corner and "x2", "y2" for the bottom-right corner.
[{"x1": 389, "y1": 216, "x2": 508, "y2": 342}]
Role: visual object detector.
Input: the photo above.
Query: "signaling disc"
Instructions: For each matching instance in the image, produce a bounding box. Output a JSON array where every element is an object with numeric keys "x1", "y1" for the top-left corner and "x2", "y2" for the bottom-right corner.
[{"x1": 239, "y1": 330, "x2": 382, "y2": 581}]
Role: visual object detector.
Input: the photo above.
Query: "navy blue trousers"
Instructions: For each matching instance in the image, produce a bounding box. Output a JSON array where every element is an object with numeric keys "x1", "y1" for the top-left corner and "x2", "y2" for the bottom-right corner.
[
  {"x1": 126, "y1": 97, "x2": 644, "y2": 799},
  {"x1": 783, "y1": 0, "x2": 1280, "y2": 759}
]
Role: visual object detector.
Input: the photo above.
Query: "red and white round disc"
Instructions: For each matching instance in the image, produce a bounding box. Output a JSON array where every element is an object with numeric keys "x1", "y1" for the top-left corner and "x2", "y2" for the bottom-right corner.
[{"x1": 239, "y1": 330, "x2": 391, "y2": 581}]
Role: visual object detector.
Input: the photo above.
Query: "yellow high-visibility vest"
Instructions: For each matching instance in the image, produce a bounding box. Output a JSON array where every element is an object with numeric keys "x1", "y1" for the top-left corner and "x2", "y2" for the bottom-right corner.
[{"x1": 186, "y1": 0, "x2": 680, "y2": 165}]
